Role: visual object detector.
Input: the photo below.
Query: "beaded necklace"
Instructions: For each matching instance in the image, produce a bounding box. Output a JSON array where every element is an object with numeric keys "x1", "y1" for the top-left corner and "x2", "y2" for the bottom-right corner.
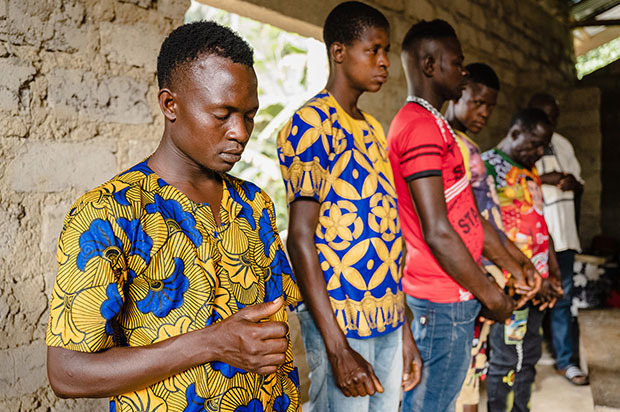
[{"x1": 406, "y1": 95, "x2": 457, "y2": 144}]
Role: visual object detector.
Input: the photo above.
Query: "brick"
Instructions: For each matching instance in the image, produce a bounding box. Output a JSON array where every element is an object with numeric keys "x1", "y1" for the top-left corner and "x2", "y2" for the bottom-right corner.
[
  {"x1": 119, "y1": 0, "x2": 154, "y2": 7},
  {"x1": 127, "y1": 138, "x2": 159, "y2": 167},
  {"x1": 8, "y1": 140, "x2": 117, "y2": 193},
  {"x1": 373, "y1": 0, "x2": 404, "y2": 12},
  {"x1": 99, "y1": 22, "x2": 164, "y2": 71},
  {"x1": 47, "y1": 68, "x2": 152, "y2": 124},
  {"x1": 405, "y1": 0, "x2": 435, "y2": 21},
  {"x1": 0, "y1": 59, "x2": 36, "y2": 112},
  {"x1": 0, "y1": 341, "x2": 47, "y2": 396},
  {"x1": 0, "y1": 201, "x2": 23, "y2": 257},
  {"x1": 40, "y1": 201, "x2": 72, "y2": 253}
]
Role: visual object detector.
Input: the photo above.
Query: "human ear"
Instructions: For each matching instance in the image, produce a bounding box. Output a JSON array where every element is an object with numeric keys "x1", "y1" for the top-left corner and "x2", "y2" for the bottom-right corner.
[
  {"x1": 422, "y1": 54, "x2": 435, "y2": 78},
  {"x1": 158, "y1": 89, "x2": 176, "y2": 122},
  {"x1": 330, "y1": 42, "x2": 346, "y2": 64}
]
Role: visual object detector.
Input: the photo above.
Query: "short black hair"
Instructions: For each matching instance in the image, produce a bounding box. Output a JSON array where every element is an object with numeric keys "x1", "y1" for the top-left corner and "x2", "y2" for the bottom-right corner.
[
  {"x1": 402, "y1": 19, "x2": 457, "y2": 54},
  {"x1": 465, "y1": 63, "x2": 500, "y2": 91},
  {"x1": 527, "y1": 92, "x2": 558, "y2": 110},
  {"x1": 323, "y1": 1, "x2": 389, "y2": 50},
  {"x1": 510, "y1": 108, "x2": 552, "y2": 133},
  {"x1": 157, "y1": 21, "x2": 254, "y2": 89}
]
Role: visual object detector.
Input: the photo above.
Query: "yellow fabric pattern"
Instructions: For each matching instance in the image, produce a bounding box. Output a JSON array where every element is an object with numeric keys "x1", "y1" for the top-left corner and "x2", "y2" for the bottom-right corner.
[
  {"x1": 277, "y1": 90, "x2": 405, "y2": 339},
  {"x1": 46, "y1": 159, "x2": 301, "y2": 412}
]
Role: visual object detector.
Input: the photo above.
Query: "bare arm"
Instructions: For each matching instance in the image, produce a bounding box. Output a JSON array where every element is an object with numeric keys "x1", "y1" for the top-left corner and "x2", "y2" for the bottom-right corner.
[
  {"x1": 47, "y1": 298, "x2": 289, "y2": 398},
  {"x1": 287, "y1": 198, "x2": 382, "y2": 397},
  {"x1": 407, "y1": 176, "x2": 514, "y2": 321}
]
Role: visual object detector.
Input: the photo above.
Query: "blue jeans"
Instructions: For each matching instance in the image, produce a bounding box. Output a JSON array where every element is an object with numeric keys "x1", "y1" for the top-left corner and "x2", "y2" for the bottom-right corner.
[
  {"x1": 550, "y1": 250, "x2": 576, "y2": 370},
  {"x1": 402, "y1": 295, "x2": 481, "y2": 412},
  {"x1": 295, "y1": 304, "x2": 403, "y2": 412}
]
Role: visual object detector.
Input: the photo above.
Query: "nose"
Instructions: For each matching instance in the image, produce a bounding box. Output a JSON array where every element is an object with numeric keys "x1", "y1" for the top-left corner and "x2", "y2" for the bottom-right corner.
[
  {"x1": 379, "y1": 49, "x2": 390, "y2": 68},
  {"x1": 227, "y1": 114, "x2": 251, "y2": 145}
]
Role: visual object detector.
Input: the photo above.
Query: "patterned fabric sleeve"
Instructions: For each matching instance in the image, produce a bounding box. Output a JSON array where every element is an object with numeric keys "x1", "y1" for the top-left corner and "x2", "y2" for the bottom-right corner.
[
  {"x1": 46, "y1": 199, "x2": 131, "y2": 353},
  {"x1": 397, "y1": 117, "x2": 446, "y2": 182},
  {"x1": 263, "y1": 195, "x2": 301, "y2": 307},
  {"x1": 277, "y1": 105, "x2": 332, "y2": 204}
]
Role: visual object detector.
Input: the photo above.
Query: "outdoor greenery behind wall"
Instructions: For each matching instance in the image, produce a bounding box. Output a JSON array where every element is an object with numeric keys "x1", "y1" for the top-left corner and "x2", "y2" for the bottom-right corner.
[{"x1": 186, "y1": 1, "x2": 328, "y2": 233}]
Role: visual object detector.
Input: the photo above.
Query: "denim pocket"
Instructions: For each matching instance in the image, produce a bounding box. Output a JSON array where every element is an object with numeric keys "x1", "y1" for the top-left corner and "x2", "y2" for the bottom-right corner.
[{"x1": 454, "y1": 300, "x2": 482, "y2": 325}]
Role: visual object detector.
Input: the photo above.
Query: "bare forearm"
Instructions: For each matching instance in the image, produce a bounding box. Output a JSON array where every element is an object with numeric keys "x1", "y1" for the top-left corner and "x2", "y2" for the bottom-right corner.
[
  {"x1": 425, "y1": 224, "x2": 497, "y2": 306},
  {"x1": 481, "y1": 218, "x2": 521, "y2": 275},
  {"x1": 287, "y1": 200, "x2": 347, "y2": 350},
  {"x1": 48, "y1": 326, "x2": 219, "y2": 398}
]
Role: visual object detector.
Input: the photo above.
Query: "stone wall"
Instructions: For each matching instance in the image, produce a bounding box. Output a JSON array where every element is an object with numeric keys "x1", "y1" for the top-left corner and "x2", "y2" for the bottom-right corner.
[
  {"x1": 0, "y1": 0, "x2": 603, "y2": 410},
  {"x1": 0, "y1": 0, "x2": 188, "y2": 410}
]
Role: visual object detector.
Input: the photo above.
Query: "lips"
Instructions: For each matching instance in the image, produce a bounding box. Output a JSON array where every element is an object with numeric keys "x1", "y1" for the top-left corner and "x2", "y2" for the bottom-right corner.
[
  {"x1": 220, "y1": 151, "x2": 243, "y2": 163},
  {"x1": 375, "y1": 73, "x2": 388, "y2": 83}
]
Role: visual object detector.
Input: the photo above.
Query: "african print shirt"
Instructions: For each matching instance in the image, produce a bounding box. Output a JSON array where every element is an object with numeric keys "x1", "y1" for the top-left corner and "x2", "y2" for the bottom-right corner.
[
  {"x1": 46, "y1": 159, "x2": 302, "y2": 412},
  {"x1": 483, "y1": 149, "x2": 550, "y2": 278},
  {"x1": 454, "y1": 130, "x2": 506, "y2": 266},
  {"x1": 277, "y1": 90, "x2": 405, "y2": 339}
]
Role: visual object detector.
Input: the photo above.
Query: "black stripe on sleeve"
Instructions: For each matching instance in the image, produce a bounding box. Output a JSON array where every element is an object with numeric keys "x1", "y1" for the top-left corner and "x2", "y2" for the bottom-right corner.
[
  {"x1": 400, "y1": 151, "x2": 441, "y2": 164},
  {"x1": 404, "y1": 170, "x2": 442, "y2": 182},
  {"x1": 402, "y1": 143, "x2": 443, "y2": 157}
]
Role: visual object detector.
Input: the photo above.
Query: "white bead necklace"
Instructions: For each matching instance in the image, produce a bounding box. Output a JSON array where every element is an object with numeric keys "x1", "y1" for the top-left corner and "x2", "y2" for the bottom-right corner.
[{"x1": 406, "y1": 95, "x2": 457, "y2": 143}]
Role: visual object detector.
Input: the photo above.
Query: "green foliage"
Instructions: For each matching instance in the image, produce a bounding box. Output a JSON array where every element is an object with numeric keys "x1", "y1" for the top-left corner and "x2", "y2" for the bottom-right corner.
[
  {"x1": 576, "y1": 36, "x2": 620, "y2": 79},
  {"x1": 185, "y1": 1, "x2": 328, "y2": 233}
]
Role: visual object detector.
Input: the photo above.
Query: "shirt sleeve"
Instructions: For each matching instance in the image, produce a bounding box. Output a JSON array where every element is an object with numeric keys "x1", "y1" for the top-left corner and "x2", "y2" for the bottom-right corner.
[
  {"x1": 277, "y1": 105, "x2": 332, "y2": 203},
  {"x1": 397, "y1": 117, "x2": 445, "y2": 182},
  {"x1": 46, "y1": 200, "x2": 128, "y2": 353}
]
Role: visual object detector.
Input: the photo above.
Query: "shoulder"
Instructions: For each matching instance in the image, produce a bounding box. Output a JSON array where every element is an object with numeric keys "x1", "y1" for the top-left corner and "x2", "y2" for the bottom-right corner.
[
  {"x1": 225, "y1": 174, "x2": 273, "y2": 208},
  {"x1": 63, "y1": 162, "x2": 153, "y2": 228}
]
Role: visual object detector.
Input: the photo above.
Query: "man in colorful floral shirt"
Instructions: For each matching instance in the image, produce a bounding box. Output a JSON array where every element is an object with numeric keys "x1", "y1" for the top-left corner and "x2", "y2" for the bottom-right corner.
[
  {"x1": 46, "y1": 21, "x2": 301, "y2": 412},
  {"x1": 277, "y1": 3, "x2": 421, "y2": 411},
  {"x1": 483, "y1": 108, "x2": 564, "y2": 412}
]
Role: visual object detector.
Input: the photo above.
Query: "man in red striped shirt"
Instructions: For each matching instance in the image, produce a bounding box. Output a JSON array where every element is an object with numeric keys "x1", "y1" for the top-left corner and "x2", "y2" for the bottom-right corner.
[{"x1": 387, "y1": 19, "x2": 518, "y2": 411}]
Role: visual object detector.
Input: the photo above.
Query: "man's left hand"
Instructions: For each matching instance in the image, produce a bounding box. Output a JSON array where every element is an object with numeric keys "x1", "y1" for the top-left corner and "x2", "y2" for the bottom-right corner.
[{"x1": 402, "y1": 323, "x2": 423, "y2": 391}]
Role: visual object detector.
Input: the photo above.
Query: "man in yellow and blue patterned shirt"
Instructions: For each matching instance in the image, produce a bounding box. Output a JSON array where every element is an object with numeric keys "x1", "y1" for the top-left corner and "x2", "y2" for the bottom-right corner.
[
  {"x1": 277, "y1": 3, "x2": 421, "y2": 411},
  {"x1": 46, "y1": 21, "x2": 301, "y2": 412}
]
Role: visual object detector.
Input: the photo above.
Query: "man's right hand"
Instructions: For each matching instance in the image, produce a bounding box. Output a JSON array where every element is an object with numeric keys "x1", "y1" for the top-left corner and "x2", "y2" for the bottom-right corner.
[
  {"x1": 214, "y1": 297, "x2": 289, "y2": 375},
  {"x1": 479, "y1": 279, "x2": 516, "y2": 323},
  {"x1": 326, "y1": 342, "x2": 384, "y2": 397}
]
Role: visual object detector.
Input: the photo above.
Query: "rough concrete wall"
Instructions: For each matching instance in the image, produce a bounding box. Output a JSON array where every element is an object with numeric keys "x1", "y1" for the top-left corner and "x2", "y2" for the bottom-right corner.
[
  {"x1": 581, "y1": 62, "x2": 620, "y2": 246},
  {"x1": 0, "y1": 0, "x2": 188, "y2": 410},
  {"x1": 556, "y1": 87, "x2": 602, "y2": 250}
]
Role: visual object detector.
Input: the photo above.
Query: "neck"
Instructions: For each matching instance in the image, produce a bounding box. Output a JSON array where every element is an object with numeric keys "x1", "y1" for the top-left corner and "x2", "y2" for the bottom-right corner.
[
  {"x1": 325, "y1": 71, "x2": 364, "y2": 119},
  {"x1": 407, "y1": 80, "x2": 445, "y2": 111},
  {"x1": 445, "y1": 102, "x2": 467, "y2": 132},
  {"x1": 497, "y1": 137, "x2": 513, "y2": 158},
  {"x1": 149, "y1": 131, "x2": 222, "y2": 192}
]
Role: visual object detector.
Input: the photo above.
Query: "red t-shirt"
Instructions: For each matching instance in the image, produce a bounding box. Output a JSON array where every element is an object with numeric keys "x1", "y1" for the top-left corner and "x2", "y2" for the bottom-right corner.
[{"x1": 387, "y1": 102, "x2": 484, "y2": 303}]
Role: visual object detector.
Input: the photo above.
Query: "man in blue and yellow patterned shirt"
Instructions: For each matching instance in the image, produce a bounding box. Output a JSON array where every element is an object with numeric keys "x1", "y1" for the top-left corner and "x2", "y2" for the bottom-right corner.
[
  {"x1": 277, "y1": 3, "x2": 421, "y2": 411},
  {"x1": 46, "y1": 21, "x2": 301, "y2": 412}
]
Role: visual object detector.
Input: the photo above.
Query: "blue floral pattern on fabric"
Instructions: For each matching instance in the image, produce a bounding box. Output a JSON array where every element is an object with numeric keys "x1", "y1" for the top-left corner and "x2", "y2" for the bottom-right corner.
[
  {"x1": 183, "y1": 384, "x2": 206, "y2": 412},
  {"x1": 235, "y1": 399, "x2": 264, "y2": 412},
  {"x1": 273, "y1": 394, "x2": 290, "y2": 412},
  {"x1": 258, "y1": 208, "x2": 276, "y2": 258},
  {"x1": 101, "y1": 283, "x2": 124, "y2": 336},
  {"x1": 116, "y1": 218, "x2": 153, "y2": 264},
  {"x1": 211, "y1": 361, "x2": 247, "y2": 378},
  {"x1": 114, "y1": 186, "x2": 131, "y2": 206},
  {"x1": 145, "y1": 195, "x2": 202, "y2": 247},
  {"x1": 76, "y1": 219, "x2": 122, "y2": 271},
  {"x1": 136, "y1": 258, "x2": 189, "y2": 318},
  {"x1": 227, "y1": 185, "x2": 256, "y2": 230}
]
